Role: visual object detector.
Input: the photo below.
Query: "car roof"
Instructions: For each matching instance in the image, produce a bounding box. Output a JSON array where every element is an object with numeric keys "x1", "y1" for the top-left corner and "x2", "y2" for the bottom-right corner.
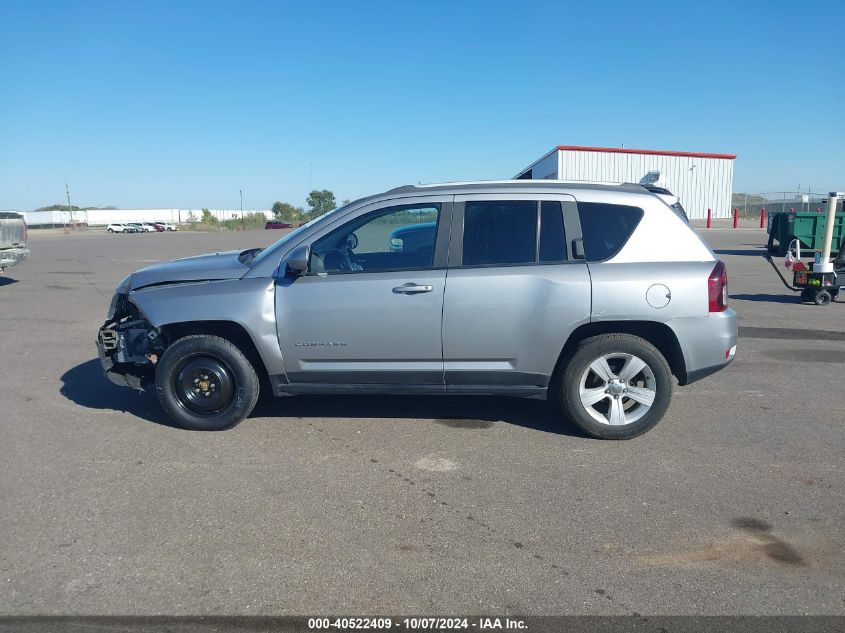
[{"x1": 383, "y1": 180, "x2": 646, "y2": 196}]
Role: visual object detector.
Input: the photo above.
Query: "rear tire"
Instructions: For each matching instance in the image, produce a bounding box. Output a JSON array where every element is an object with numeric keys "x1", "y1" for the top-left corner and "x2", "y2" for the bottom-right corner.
[
  {"x1": 557, "y1": 334, "x2": 672, "y2": 440},
  {"x1": 155, "y1": 335, "x2": 260, "y2": 431},
  {"x1": 107, "y1": 228, "x2": 114, "y2": 233}
]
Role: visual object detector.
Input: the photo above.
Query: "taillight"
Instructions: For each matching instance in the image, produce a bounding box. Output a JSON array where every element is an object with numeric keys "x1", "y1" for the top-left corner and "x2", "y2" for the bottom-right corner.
[{"x1": 708, "y1": 260, "x2": 728, "y2": 312}]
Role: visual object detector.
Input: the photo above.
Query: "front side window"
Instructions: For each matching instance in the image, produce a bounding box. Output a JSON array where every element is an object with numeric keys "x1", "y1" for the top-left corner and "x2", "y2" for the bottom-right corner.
[{"x1": 310, "y1": 204, "x2": 440, "y2": 273}]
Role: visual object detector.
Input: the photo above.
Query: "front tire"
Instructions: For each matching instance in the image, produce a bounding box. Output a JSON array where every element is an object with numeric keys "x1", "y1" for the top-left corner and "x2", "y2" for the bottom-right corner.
[
  {"x1": 155, "y1": 335, "x2": 260, "y2": 430},
  {"x1": 558, "y1": 334, "x2": 672, "y2": 440}
]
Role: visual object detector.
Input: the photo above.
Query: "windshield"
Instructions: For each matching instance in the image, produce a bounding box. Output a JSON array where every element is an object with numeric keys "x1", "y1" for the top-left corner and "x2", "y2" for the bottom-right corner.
[{"x1": 249, "y1": 206, "x2": 346, "y2": 267}]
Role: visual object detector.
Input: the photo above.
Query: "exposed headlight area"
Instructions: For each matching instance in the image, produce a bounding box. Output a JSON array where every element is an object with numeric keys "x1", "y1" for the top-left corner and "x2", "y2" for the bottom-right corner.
[
  {"x1": 106, "y1": 275, "x2": 133, "y2": 320},
  {"x1": 98, "y1": 283, "x2": 164, "y2": 390},
  {"x1": 115, "y1": 274, "x2": 132, "y2": 294}
]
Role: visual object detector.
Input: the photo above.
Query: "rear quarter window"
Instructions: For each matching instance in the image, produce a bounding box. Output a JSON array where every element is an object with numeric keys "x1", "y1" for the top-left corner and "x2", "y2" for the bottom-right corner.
[{"x1": 576, "y1": 202, "x2": 644, "y2": 262}]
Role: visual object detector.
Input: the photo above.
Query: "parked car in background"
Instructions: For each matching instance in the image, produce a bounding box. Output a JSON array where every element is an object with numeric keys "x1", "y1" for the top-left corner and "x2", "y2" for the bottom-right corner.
[
  {"x1": 388, "y1": 221, "x2": 437, "y2": 252},
  {"x1": 97, "y1": 180, "x2": 736, "y2": 440},
  {"x1": 265, "y1": 221, "x2": 293, "y2": 229},
  {"x1": 154, "y1": 222, "x2": 178, "y2": 231},
  {"x1": 107, "y1": 223, "x2": 131, "y2": 233},
  {"x1": 139, "y1": 222, "x2": 159, "y2": 232},
  {"x1": 0, "y1": 212, "x2": 30, "y2": 273}
]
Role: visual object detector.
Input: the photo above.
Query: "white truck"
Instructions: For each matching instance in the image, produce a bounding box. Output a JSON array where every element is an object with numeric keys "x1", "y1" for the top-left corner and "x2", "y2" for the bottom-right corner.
[{"x1": 0, "y1": 212, "x2": 30, "y2": 273}]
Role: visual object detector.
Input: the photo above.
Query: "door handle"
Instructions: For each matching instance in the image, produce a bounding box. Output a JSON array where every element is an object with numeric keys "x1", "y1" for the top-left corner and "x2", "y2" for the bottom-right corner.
[{"x1": 392, "y1": 282, "x2": 434, "y2": 294}]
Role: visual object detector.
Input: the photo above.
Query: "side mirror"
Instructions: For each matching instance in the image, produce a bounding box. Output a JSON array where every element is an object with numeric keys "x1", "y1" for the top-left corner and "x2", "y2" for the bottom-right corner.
[{"x1": 284, "y1": 244, "x2": 310, "y2": 276}]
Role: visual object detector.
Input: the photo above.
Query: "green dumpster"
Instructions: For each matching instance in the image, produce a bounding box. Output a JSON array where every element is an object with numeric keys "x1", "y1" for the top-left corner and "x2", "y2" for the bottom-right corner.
[{"x1": 766, "y1": 210, "x2": 845, "y2": 256}]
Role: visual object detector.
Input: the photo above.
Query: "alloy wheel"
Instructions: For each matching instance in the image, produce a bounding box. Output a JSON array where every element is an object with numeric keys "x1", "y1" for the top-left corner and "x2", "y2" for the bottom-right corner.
[{"x1": 578, "y1": 353, "x2": 656, "y2": 426}]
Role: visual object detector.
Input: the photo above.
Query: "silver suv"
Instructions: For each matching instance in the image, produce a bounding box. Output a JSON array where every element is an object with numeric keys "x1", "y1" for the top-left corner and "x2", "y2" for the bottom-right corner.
[{"x1": 97, "y1": 181, "x2": 737, "y2": 439}]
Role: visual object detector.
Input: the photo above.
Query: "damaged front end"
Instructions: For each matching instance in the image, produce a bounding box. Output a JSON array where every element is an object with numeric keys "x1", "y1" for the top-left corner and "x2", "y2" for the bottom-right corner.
[{"x1": 96, "y1": 292, "x2": 165, "y2": 390}]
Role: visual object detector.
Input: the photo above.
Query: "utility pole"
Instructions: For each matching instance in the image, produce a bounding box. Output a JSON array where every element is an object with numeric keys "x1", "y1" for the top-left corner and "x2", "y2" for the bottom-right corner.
[
  {"x1": 239, "y1": 189, "x2": 244, "y2": 231},
  {"x1": 65, "y1": 183, "x2": 73, "y2": 231}
]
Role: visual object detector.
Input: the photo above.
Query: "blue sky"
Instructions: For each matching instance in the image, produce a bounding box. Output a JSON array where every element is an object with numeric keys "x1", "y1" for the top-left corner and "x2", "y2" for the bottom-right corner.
[{"x1": 1, "y1": 0, "x2": 843, "y2": 210}]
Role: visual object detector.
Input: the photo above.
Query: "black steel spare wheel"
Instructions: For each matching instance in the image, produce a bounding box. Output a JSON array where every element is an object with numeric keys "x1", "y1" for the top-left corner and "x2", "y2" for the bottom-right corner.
[
  {"x1": 156, "y1": 334, "x2": 260, "y2": 431},
  {"x1": 175, "y1": 357, "x2": 235, "y2": 414}
]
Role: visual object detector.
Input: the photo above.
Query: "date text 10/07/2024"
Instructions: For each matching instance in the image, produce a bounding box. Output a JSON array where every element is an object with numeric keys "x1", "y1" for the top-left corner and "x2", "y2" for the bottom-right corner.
[{"x1": 307, "y1": 617, "x2": 528, "y2": 630}]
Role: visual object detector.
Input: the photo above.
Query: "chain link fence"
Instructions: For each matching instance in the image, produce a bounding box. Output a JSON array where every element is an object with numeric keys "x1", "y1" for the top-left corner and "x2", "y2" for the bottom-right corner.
[{"x1": 732, "y1": 192, "x2": 842, "y2": 219}]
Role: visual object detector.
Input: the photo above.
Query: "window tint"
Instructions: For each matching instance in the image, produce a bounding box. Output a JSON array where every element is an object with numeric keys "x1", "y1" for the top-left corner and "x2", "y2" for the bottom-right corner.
[
  {"x1": 310, "y1": 204, "x2": 440, "y2": 273},
  {"x1": 462, "y1": 201, "x2": 536, "y2": 266},
  {"x1": 576, "y1": 202, "x2": 643, "y2": 262},
  {"x1": 539, "y1": 201, "x2": 567, "y2": 262}
]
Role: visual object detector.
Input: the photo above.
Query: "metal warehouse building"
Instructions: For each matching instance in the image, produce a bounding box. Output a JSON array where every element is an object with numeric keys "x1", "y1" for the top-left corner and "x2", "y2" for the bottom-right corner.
[{"x1": 514, "y1": 145, "x2": 736, "y2": 219}]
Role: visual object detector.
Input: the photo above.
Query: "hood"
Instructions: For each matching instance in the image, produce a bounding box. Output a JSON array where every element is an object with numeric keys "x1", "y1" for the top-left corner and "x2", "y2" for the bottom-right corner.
[{"x1": 128, "y1": 250, "x2": 249, "y2": 290}]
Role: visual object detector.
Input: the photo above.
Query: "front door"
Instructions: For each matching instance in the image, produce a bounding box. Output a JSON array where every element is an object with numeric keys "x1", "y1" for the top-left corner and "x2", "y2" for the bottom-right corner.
[{"x1": 275, "y1": 197, "x2": 452, "y2": 390}]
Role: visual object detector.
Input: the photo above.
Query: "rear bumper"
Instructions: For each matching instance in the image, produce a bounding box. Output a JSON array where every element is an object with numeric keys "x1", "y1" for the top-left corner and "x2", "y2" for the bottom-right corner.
[
  {"x1": 0, "y1": 247, "x2": 30, "y2": 270},
  {"x1": 668, "y1": 309, "x2": 738, "y2": 385}
]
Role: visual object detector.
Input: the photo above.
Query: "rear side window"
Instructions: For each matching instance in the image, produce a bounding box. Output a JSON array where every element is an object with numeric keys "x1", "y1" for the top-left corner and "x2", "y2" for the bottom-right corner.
[
  {"x1": 539, "y1": 201, "x2": 567, "y2": 262},
  {"x1": 463, "y1": 201, "x2": 536, "y2": 265},
  {"x1": 577, "y1": 202, "x2": 643, "y2": 262}
]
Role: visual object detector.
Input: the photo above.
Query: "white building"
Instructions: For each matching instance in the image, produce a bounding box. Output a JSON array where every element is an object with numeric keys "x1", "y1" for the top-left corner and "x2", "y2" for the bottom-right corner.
[
  {"x1": 23, "y1": 208, "x2": 273, "y2": 227},
  {"x1": 514, "y1": 145, "x2": 736, "y2": 219}
]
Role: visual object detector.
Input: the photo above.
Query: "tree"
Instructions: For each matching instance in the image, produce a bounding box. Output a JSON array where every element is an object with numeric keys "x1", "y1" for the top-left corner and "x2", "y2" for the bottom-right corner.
[
  {"x1": 35, "y1": 203, "x2": 82, "y2": 212},
  {"x1": 305, "y1": 190, "x2": 336, "y2": 220},
  {"x1": 271, "y1": 201, "x2": 302, "y2": 222},
  {"x1": 201, "y1": 208, "x2": 218, "y2": 224},
  {"x1": 34, "y1": 203, "x2": 116, "y2": 211}
]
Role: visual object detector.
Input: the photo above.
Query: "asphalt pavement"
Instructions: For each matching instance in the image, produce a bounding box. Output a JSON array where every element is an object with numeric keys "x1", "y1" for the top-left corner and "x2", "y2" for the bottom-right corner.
[{"x1": 0, "y1": 227, "x2": 842, "y2": 616}]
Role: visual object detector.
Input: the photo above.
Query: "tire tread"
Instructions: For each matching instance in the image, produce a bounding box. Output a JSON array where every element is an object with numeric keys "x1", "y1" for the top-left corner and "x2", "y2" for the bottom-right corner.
[
  {"x1": 155, "y1": 334, "x2": 260, "y2": 431},
  {"x1": 558, "y1": 333, "x2": 672, "y2": 440}
]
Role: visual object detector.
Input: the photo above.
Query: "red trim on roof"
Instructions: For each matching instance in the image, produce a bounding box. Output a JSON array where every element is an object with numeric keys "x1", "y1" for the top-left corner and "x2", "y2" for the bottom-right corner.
[{"x1": 556, "y1": 145, "x2": 736, "y2": 160}]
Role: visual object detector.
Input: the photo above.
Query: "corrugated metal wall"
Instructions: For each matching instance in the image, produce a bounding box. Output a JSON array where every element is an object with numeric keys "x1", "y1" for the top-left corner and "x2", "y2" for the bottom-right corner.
[{"x1": 557, "y1": 150, "x2": 734, "y2": 219}]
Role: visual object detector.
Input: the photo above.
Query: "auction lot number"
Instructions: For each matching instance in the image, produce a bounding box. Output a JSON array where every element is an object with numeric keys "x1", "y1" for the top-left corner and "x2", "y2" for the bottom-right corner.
[{"x1": 308, "y1": 618, "x2": 471, "y2": 629}]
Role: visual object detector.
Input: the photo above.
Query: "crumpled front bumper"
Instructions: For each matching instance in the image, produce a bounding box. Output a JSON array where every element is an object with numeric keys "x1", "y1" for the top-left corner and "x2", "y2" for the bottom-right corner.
[{"x1": 96, "y1": 328, "x2": 146, "y2": 390}]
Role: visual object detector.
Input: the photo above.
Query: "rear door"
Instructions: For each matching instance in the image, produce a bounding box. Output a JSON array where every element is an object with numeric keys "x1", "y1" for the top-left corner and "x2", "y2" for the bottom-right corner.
[{"x1": 442, "y1": 193, "x2": 591, "y2": 394}]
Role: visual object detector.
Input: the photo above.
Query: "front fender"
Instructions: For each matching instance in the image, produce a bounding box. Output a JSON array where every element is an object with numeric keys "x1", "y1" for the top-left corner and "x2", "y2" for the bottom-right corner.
[{"x1": 129, "y1": 278, "x2": 285, "y2": 375}]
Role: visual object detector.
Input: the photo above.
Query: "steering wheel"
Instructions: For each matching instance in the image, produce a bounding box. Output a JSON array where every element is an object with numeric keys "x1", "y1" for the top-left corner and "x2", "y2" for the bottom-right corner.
[
  {"x1": 322, "y1": 246, "x2": 361, "y2": 272},
  {"x1": 342, "y1": 246, "x2": 362, "y2": 271}
]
